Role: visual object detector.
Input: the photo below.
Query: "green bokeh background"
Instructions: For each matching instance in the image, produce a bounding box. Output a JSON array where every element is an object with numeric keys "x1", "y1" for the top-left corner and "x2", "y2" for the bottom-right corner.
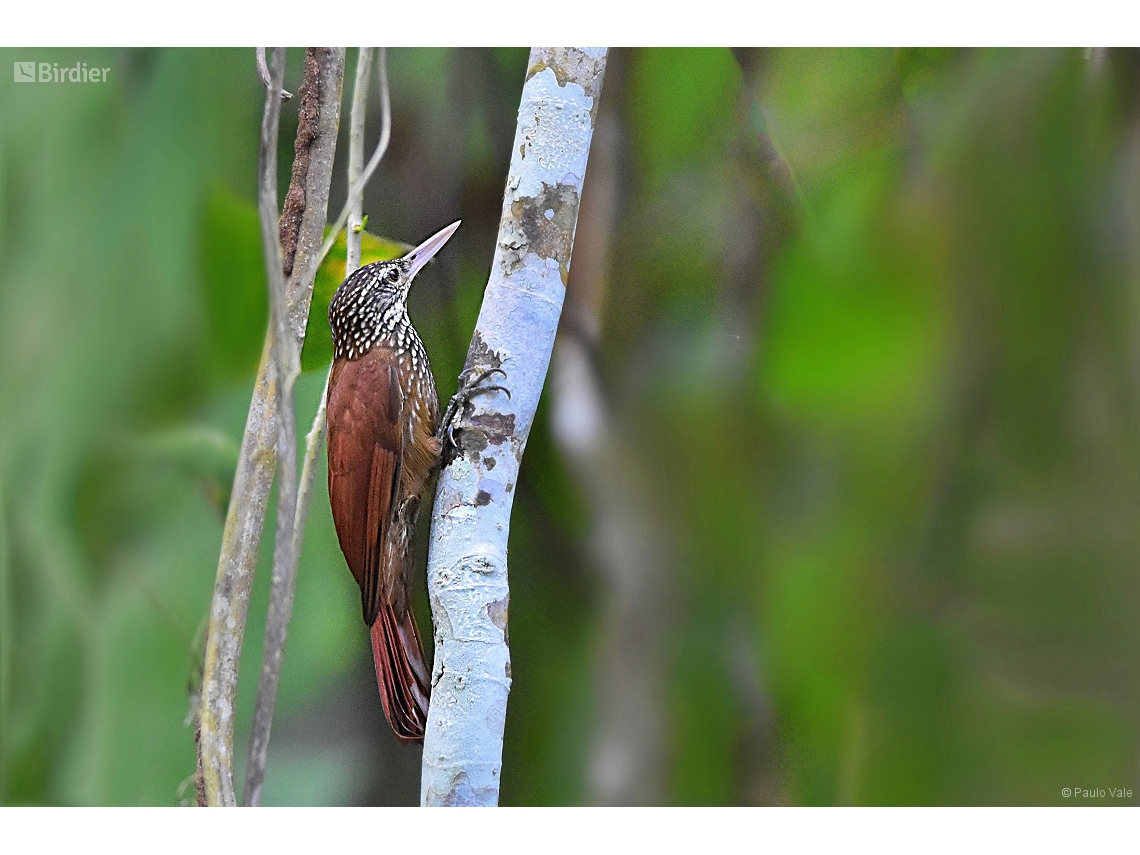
[{"x1": 1, "y1": 47, "x2": 1138, "y2": 805}]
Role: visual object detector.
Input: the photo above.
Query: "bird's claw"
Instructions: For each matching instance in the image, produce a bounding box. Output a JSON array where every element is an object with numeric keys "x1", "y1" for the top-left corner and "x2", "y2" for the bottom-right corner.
[
  {"x1": 455, "y1": 367, "x2": 510, "y2": 405},
  {"x1": 471, "y1": 383, "x2": 511, "y2": 401},
  {"x1": 437, "y1": 366, "x2": 511, "y2": 454},
  {"x1": 458, "y1": 366, "x2": 506, "y2": 388}
]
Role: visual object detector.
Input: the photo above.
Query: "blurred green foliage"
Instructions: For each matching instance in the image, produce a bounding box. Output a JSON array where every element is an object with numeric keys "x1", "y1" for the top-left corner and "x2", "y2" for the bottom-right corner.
[
  {"x1": 200, "y1": 187, "x2": 267, "y2": 381},
  {"x1": 1, "y1": 47, "x2": 1138, "y2": 807}
]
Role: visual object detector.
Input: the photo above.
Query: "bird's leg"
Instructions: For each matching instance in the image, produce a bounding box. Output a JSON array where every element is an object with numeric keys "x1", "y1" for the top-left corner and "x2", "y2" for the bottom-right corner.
[{"x1": 437, "y1": 367, "x2": 510, "y2": 456}]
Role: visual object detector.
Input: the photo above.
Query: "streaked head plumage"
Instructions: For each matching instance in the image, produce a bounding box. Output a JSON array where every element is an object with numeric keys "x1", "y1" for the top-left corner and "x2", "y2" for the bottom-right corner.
[{"x1": 328, "y1": 221, "x2": 460, "y2": 361}]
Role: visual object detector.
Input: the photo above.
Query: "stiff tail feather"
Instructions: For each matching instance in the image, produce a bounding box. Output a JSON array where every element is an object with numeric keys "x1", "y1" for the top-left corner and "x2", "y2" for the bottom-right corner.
[{"x1": 370, "y1": 605, "x2": 431, "y2": 743}]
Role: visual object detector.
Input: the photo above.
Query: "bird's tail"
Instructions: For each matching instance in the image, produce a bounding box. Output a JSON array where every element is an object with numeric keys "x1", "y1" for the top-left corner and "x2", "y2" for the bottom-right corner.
[{"x1": 370, "y1": 605, "x2": 431, "y2": 743}]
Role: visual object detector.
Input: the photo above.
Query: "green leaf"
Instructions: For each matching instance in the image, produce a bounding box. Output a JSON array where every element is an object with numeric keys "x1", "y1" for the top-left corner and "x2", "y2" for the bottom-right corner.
[{"x1": 301, "y1": 229, "x2": 407, "y2": 372}]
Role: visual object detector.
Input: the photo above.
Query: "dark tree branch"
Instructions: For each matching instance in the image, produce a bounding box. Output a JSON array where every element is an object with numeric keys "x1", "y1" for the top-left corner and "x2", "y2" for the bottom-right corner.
[{"x1": 278, "y1": 49, "x2": 322, "y2": 277}]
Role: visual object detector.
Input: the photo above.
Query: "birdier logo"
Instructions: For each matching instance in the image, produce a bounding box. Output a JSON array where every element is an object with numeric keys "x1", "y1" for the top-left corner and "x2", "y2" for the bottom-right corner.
[{"x1": 13, "y1": 61, "x2": 110, "y2": 83}]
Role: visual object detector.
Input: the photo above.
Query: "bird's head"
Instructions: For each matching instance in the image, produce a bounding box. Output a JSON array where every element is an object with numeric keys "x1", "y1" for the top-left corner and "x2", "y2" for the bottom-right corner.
[{"x1": 329, "y1": 220, "x2": 460, "y2": 360}]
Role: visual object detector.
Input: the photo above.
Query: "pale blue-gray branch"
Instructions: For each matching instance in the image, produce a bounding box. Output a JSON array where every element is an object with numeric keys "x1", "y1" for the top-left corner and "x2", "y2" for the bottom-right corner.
[{"x1": 421, "y1": 46, "x2": 608, "y2": 808}]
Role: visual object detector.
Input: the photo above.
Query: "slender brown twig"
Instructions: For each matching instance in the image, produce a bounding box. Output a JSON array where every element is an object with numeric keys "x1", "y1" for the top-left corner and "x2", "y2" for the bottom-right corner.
[
  {"x1": 244, "y1": 48, "x2": 346, "y2": 807},
  {"x1": 199, "y1": 47, "x2": 288, "y2": 807}
]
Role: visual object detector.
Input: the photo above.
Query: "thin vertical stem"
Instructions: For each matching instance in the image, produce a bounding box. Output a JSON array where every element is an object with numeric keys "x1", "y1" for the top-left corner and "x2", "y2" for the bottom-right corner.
[
  {"x1": 242, "y1": 47, "x2": 389, "y2": 804},
  {"x1": 243, "y1": 47, "x2": 347, "y2": 807},
  {"x1": 199, "y1": 46, "x2": 286, "y2": 807},
  {"x1": 317, "y1": 47, "x2": 391, "y2": 272},
  {"x1": 346, "y1": 47, "x2": 373, "y2": 272}
]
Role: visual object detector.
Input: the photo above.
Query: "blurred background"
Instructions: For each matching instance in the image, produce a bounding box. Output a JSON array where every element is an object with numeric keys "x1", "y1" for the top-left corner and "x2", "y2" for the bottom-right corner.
[{"x1": 2, "y1": 47, "x2": 1139, "y2": 806}]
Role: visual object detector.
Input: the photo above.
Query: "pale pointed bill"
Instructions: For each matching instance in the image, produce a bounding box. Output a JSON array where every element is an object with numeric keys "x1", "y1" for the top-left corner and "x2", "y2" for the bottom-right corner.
[{"x1": 404, "y1": 220, "x2": 461, "y2": 281}]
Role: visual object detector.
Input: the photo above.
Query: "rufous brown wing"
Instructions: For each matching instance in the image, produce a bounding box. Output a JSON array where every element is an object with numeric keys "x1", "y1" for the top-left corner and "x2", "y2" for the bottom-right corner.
[{"x1": 327, "y1": 347, "x2": 432, "y2": 742}]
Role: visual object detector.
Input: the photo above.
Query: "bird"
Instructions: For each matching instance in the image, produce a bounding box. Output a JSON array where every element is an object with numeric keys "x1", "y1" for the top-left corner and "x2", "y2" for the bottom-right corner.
[{"x1": 325, "y1": 221, "x2": 460, "y2": 744}]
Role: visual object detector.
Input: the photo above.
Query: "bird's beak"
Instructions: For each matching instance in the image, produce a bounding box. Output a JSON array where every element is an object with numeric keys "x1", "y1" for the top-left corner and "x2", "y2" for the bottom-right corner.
[{"x1": 404, "y1": 220, "x2": 461, "y2": 282}]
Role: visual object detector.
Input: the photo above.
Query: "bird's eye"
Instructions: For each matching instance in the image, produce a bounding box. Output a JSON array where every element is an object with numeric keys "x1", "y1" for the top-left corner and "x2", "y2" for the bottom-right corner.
[{"x1": 386, "y1": 267, "x2": 400, "y2": 283}]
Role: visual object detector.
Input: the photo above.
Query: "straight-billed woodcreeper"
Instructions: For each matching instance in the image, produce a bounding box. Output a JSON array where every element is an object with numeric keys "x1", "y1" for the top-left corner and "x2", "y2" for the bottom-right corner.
[{"x1": 326, "y1": 221, "x2": 485, "y2": 743}]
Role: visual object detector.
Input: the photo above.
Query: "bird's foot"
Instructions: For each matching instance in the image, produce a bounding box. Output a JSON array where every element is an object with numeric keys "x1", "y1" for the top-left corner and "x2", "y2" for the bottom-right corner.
[{"x1": 438, "y1": 367, "x2": 510, "y2": 454}]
